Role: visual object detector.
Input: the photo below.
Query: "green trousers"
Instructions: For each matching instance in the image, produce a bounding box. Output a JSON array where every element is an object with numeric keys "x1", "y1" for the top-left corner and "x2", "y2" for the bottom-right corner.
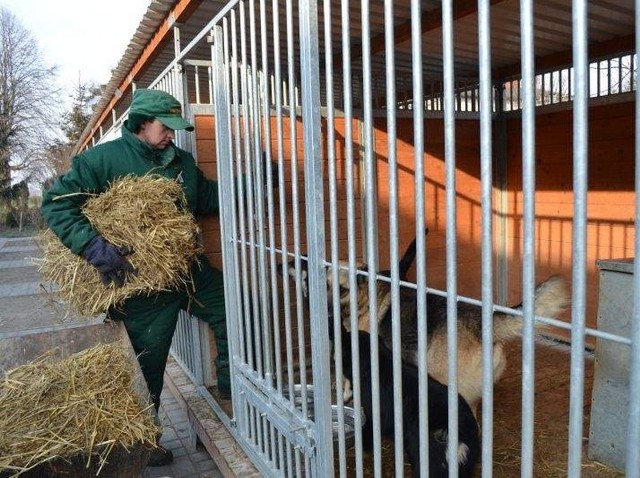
[{"x1": 109, "y1": 255, "x2": 229, "y2": 410}]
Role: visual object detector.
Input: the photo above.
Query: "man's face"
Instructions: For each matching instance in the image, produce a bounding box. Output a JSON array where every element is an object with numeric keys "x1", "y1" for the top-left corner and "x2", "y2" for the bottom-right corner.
[{"x1": 137, "y1": 119, "x2": 175, "y2": 149}]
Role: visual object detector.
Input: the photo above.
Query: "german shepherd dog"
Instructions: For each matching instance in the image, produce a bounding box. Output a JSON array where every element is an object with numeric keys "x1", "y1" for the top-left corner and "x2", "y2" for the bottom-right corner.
[
  {"x1": 282, "y1": 232, "x2": 570, "y2": 411},
  {"x1": 282, "y1": 232, "x2": 420, "y2": 303},
  {"x1": 327, "y1": 267, "x2": 569, "y2": 411},
  {"x1": 338, "y1": 328, "x2": 480, "y2": 477}
]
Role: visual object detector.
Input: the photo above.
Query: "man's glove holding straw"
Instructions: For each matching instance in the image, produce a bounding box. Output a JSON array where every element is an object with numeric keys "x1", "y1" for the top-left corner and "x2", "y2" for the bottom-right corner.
[
  {"x1": 82, "y1": 235, "x2": 137, "y2": 287},
  {"x1": 37, "y1": 175, "x2": 203, "y2": 317}
]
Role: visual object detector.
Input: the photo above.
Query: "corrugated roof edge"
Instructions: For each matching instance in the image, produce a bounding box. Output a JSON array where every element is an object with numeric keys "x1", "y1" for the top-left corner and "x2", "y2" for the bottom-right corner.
[{"x1": 72, "y1": 0, "x2": 177, "y2": 156}]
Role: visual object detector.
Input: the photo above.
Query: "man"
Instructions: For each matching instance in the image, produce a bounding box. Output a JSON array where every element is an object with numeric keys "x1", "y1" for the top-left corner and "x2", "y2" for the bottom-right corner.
[{"x1": 41, "y1": 88, "x2": 231, "y2": 466}]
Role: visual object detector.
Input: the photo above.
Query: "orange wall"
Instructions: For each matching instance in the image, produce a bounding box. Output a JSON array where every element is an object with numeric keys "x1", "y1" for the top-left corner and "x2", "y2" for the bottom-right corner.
[
  {"x1": 372, "y1": 102, "x2": 634, "y2": 336},
  {"x1": 374, "y1": 117, "x2": 484, "y2": 298},
  {"x1": 195, "y1": 102, "x2": 634, "y2": 344},
  {"x1": 505, "y1": 102, "x2": 635, "y2": 332},
  {"x1": 194, "y1": 115, "x2": 364, "y2": 265},
  {"x1": 192, "y1": 115, "x2": 222, "y2": 268},
  {"x1": 193, "y1": 114, "x2": 364, "y2": 363}
]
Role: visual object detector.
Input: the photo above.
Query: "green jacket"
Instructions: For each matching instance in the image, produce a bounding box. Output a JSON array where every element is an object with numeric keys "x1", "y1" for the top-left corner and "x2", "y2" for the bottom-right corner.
[{"x1": 41, "y1": 123, "x2": 218, "y2": 255}]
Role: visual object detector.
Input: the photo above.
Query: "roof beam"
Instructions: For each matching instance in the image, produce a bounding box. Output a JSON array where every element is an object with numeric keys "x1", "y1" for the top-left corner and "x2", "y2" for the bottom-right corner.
[
  {"x1": 493, "y1": 33, "x2": 634, "y2": 79},
  {"x1": 347, "y1": 0, "x2": 507, "y2": 65}
]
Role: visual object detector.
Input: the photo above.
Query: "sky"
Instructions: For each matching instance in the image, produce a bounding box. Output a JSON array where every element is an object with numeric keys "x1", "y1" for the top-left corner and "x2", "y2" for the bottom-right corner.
[{"x1": 1, "y1": 0, "x2": 151, "y2": 106}]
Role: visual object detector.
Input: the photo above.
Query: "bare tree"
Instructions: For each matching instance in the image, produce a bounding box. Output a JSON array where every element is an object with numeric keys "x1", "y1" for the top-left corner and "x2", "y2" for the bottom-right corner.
[
  {"x1": 0, "y1": 6, "x2": 60, "y2": 192},
  {"x1": 32, "y1": 139, "x2": 73, "y2": 184}
]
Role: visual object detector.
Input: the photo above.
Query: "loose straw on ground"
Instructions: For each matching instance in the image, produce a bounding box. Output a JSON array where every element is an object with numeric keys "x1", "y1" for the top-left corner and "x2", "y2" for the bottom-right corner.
[
  {"x1": 36, "y1": 174, "x2": 202, "y2": 317},
  {"x1": 0, "y1": 342, "x2": 161, "y2": 476}
]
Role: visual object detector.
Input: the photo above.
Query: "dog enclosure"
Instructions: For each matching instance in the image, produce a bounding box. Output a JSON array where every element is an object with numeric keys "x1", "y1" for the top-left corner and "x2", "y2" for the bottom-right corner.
[{"x1": 78, "y1": 0, "x2": 640, "y2": 476}]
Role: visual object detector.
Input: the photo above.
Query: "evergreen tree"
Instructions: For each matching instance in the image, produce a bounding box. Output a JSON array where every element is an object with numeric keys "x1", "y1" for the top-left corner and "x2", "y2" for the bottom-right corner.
[{"x1": 61, "y1": 78, "x2": 102, "y2": 145}]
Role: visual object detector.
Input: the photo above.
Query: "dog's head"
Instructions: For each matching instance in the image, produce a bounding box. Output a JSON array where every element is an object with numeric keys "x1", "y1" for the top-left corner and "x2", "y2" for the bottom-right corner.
[
  {"x1": 279, "y1": 257, "x2": 368, "y2": 306},
  {"x1": 325, "y1": 261, "x2": 369, "y2": 308}
]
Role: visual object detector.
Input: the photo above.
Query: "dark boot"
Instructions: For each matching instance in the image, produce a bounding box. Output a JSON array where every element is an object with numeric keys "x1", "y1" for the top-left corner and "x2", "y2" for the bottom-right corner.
[
  {"x1": 147, "y1": 442, "x2": 173, "y2": 467},
  {"x1": 216, "y1": 355, "x2": 231, "y2": 399},
  {"x1": 147, "y1": 431, "x2": 174, "y2": 467}
]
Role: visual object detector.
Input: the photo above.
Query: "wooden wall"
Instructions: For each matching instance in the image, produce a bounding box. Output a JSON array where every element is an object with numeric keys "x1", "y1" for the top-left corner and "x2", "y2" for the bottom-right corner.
[
  {"x1": 194, "y1": 100, "x2": 635, "y2": 347},
  {"x1": 193, "y1": 114, "x2": 364, "y2": 371},
  {"x1": 193, "y1": 114, "x2": 364, "y2": 266},
  {"x1": 504, "y1": 101, "x2": 635, "y2": 333},
  {"x1": 372, "y1": 102, "x2": 634, "y2": 336},
  {"x1": 374, "y1": 117, "x2": 484, "y2": 298}
]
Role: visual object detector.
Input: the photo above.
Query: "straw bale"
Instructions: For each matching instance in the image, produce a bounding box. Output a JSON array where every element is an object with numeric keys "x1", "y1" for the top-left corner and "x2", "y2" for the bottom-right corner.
[
  {"x1": 0, "y1": 342, "x2": 161, "y2": 476},
  {"x1": 36, "y1": 174, "x2": 203, "y2": 316}
]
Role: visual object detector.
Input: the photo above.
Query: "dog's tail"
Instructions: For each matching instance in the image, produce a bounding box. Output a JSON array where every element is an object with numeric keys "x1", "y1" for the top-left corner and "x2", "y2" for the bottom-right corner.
[
  {"x1": 398, "y1": 228, "x2": 427, "y2": 280},
  {"x1": 493, "y1": 275, "x2": 570, "y2": 342}
]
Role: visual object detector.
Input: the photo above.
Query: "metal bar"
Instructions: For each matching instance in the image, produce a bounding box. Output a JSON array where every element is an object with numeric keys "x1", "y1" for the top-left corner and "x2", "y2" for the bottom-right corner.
[
  {"x1": 270, "y1": 0, "x2": 287, "y2": 404},
  {"x1": 478, "y1": 1, "x2": 495, "y2": 475},
  {"x1": 627, "y1": 3, "x2": 640, "y2": 474},
  {"x1": 228, "y1": 7, "x2": 250, "y2": 438},
  {"x1": 384, "y1": 0, "x2": 405, "y2": 474},
  {"x1": 211, "y1": 19, "x2": 241, "y2": 435},
  {"x1": 567, "y1": 0, "x2": 589, "y2": 475},
  {"x1": 442, "y1": 0, "x2": 460, "y2": 475},
  {"x1": 248, "y1": 2, "x2": 271, "y2": 411},
  {"x1": 208, "y1": 65, "x2": 213, "y2": 104},
  {"x1": 238, "y1": 0, "x2": 261, "y2": 446},
  {"x1": 410, "y1": 0, "x2": 429, "y2": 475},
  {"x1": 298, "y1": 0, "x2": 334, "y2": 472},
  {"x1": 270, "y1": 3, "x2": 296, "y2": 457},
  {"x1": 620, "y1": 0, "x2": 640, "y2": 478},
  {"x1": 359, "y1": 0, "x2": 383, "y2": 475},
  {"x1": 256, "y1": 1, "x2": 280, "y2": 463},
  {"x1": 195, "y1": 65, "x2": 201, "y2": 103},
  {"x1": 520, "y1": 0, "x2": 536, "y2": 474},
  {"x1": 228, "y1": 8, "x2": 246, "y2": 368},
  {"x1": 323, "y1": 0, "x2": 349, "y2": 473},
  {"x1": 259, "y1": 0, "x2": 278, "y2": 394},
  {"x1": 285, "y1": 0, "x2": 309, "y2": 423},
  {"x1": 340, "y1": 0, "x2": 364, "y2": 474},
  {"x1": 494, "y1": 81, "x2": 509, "y2": 305}
]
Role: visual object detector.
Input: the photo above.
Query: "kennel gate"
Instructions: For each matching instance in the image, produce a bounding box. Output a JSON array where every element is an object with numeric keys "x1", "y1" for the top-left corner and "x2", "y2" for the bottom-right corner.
[
  {"x1": 211, "y1": 1, "x2": 334, "y2": 475},
  {"x1": 205, "y1": 0, "x2": 640, "y2": 477}
]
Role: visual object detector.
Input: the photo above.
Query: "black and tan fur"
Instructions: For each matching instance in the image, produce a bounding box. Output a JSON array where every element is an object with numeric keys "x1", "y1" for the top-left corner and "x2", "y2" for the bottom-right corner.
[
  {"x1": 282, "y1": 233, "x2": 570, "y2": 411},
  {"x1": 329, "y1": 270, "x2": 569, "y2": 411},
  {"x1": 338, "y1": 328, "x2": 480, "y2": 477}
]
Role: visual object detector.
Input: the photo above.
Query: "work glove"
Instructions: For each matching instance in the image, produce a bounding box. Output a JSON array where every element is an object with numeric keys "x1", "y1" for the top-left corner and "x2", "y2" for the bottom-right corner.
[{"x1": 81, "y1": 235, "x2": 136, "y2": 288}]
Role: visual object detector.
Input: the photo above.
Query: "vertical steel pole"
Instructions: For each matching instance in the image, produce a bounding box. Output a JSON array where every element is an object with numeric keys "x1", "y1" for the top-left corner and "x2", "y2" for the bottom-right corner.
[
  {"x1": 478, "y1": 1, "x2": 495, "y2": 475},
  {"x1": 410, "y1": 0, "x2": 429, "y2": 476},
  {"x1": 211, "y1": 21, "x2": 242, "y2": 424},
  {"x1": 384, "y1": 0, "x2": 406, "y2": 474},
  {"x1": 519, "y1": 0, "x2": 536, "y2": 475},
  {"x1": 627, "y1": 1, "x2": 640, "y2": 474},
  {"x1": 360, "y1": 0, "x2": 384, "y2": 475},
  {"x1": 298, "y1": 0, "x2": 334, "y2": 474},
  {"x1": 568, "y1": 0, "x2": 589, "y2": 475},
  {"x1": 442, "y1": 1, "x2": 460, "y2": 474},
  {"x1": 323, "y1": 0, "x2": 349, "y2": 473}
]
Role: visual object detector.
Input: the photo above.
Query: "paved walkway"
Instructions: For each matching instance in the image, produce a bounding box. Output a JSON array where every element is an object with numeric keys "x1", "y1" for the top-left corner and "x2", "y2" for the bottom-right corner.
[{"x1": 0, "y1": 235, "x2": 222, "y2": 478}]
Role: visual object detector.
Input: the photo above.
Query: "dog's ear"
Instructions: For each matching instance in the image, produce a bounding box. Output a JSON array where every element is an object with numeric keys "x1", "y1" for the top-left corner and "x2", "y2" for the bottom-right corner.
[
  {"x1": 357, "y1": 264, "x2": 370, "y2": 284},
  {"x1": 278, "y1": 259, "x2": 295, "y2": 277},
  {"x1": 299, "y1": 268, "x2": 308, "y2": 298},
  {"x1": 280, "y1": 259, "x2": 309, "y2": 298},
  {"x1": 286, "y1": 259, "x2": 296, "y2": 278}
]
